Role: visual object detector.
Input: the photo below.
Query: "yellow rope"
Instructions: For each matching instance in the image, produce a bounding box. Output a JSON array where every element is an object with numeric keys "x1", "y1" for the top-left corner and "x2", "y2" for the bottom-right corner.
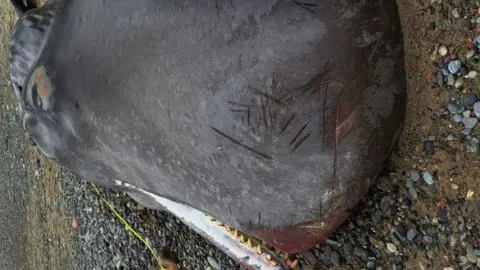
[{"x1": 90, "y1": 183, "x2": 166, "y2": 270}]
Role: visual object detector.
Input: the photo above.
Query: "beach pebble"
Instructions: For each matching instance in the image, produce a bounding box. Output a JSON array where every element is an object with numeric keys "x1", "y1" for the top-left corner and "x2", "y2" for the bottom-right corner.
[
  {"x1": 438, "y1": 45, "x2": 448, "y2": 56},
  {"x1": 463, "y1": 117, "x2": 478, "y2": 129}
]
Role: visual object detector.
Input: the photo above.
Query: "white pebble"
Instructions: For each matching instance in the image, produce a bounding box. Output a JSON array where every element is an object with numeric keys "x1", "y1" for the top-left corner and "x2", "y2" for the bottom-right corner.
[
  {"x1": 463, "y1": 110, "x2": 472, "y2": 118},
  {"x1": 438, "y1": 45, "x2": 448, "y2": 56},
  {"x1": 467, "y1": 50, "x2": 476, "y2": 59},
  {"x1": 466, "y1": 71, "x2": 478, "y2": 79}
]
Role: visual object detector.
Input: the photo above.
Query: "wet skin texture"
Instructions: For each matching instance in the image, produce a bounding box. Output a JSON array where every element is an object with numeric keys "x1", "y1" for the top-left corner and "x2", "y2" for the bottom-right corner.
[{"x1": 13, "y1": 0, "x2": 406, "y2": 253}]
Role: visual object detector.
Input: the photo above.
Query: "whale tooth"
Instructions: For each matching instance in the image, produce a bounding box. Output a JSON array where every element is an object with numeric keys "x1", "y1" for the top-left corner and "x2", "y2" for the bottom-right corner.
[
  {"x1": 240, "y1": 235, "x2": 246, "y2": 243},
  {"x1": 266, "y1": 254, "x2": 272, "y2": 261},
  {"x1": 289, "y1": 259, "x2": 298, "y2": 269},
  {"x1": 216, "y1": 221, "x2": 223, "y2": 226},
  {"x1": 247, "y1": 239, "x2": 253, "y2": 248},
  {"x1": 256, "y1": 245, "x2": 263, "y2": 255},
  {"x1": 225, "y1": 225, "x2": 232, "y2": 232},
  {"x1": 271, "y1": 261, "x2": 278, "y2": 267},
  {"x1": 283, "y1": 253, "x2": 289, "y2": 260},
  {"x1": 233, "y1": 230, "x2": 239, "y2": 238}
]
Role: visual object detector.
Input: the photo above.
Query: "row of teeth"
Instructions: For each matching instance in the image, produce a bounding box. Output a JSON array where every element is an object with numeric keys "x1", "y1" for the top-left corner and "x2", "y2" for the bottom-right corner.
[{"x1": 207, "y1": 217, "x2": 299, "y2": 269}]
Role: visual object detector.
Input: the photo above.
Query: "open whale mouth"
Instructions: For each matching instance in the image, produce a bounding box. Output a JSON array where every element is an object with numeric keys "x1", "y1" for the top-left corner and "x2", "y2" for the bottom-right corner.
[{"x1": 114, "y1": 180, "x2": 298, "y2": 270}]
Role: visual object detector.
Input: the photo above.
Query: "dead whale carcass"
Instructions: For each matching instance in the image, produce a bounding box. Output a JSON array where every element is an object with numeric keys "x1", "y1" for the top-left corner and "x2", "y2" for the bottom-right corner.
[{"x1": 8, "y1": 0, "x2": 407, "y2": 269}]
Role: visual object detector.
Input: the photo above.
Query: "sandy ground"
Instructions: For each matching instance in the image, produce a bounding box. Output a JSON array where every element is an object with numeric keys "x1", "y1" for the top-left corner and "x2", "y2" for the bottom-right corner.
[{"x1": 0, "y1": 0, "x2": 478, "y2": 269}]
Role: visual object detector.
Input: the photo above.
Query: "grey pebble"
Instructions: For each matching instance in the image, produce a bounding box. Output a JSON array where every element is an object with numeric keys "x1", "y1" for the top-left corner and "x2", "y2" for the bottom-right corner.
[
  {"x1": 462, "y1": 128, "x2": 472, "y2": 136},
  {"x1": 436, "y1": 71, "x2": 444, "y2": 87},
  {"x1": 474, "y1": 248, "x2": 480, "y2": 256},
  {"x1": 407, "y1": 229, "x2": 416, "y2": 241},
  {"x1": 447, "y1": 74, "x2": 455, "y2": 85},
  {"x1": 207, "y1": 256, "x2": 221, "y2": 270},
  {"x1": 367, "y1": 261, "x2": 376, "y2": 269},
  {"x1": 454, "y1": 114, "x2": 464, "y2": 123},
  {"x1": 423, "y1": 235, "x2": 434, "y2": 244},
  {"x1": 461, "y1": 93, "x2": 478, "y2": 106},
  {"x1": 447, "y1": 102, "x2": 464, "y2": 114},
  {"x1": 447, "y1": 134, "x2": 455, "y2": 141},
  {"x1": 330, "y1": 251, "x2": 341, "y2": 266},
  {"x1": 408, "y1": 187, "x2": 418, "y2": 199},
  {"x1": 423, "y1": 140, "x2": 434, "y2": 154},
  {"x1": 410, "y1": 169, "x2": 420, "y2": 181},
  {"x1": 463, "y1": 117, "x2": 478, "y2": 129},
  {"x1": 405, "y1": 179, "x2": 413, "y2": 188}
]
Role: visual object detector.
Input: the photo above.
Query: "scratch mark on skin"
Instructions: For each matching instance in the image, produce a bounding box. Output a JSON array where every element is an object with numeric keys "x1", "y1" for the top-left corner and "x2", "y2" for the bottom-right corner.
[
  {"x1": 292, "y1": 133, "x2": 311, "y2": 152},
  {"x1": 247, "y1": 107, "x2": 250, "y2": 126},
  {"x1": 321, "y1": 84, "x2": 328, "y2": 147},
  {"x1": 260, "y1": 90, "x2": 269, "y2": 132},
  {"x1": 250, "y1": 88, "x2": 290, "y2": 109},
  {"x1": 289, "y1": 121, "x2": 310, "y2": 146},
  {"x1": 227, "y1": 101, "x2": 255, "y2": 108},
  {"x1": 292, "y1": 1, "x2": 317, "y2": 14},
  {"x1": 305, "y1": 61, "x2": 332, "y2": 102},
  {"x1": 215, "y1": 0, "x2": 220, "y2": 18},
  {"x1": 331, "y1": 102, "x2": 339, "y2": 210},
  {"x1": 209, "y1": 126, "x2": 273, "y2": 160}
]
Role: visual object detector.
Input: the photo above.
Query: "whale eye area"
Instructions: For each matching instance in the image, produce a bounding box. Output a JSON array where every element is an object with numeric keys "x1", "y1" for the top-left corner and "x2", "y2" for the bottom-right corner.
[{"x1": 29, "y1": 82, "x2": 43, "y2": 109}]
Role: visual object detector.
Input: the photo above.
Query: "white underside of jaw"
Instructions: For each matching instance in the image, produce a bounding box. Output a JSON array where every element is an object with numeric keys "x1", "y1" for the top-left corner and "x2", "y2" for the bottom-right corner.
[{"x1": 113, "y1": 180, "x2": 282, "y2": 270}]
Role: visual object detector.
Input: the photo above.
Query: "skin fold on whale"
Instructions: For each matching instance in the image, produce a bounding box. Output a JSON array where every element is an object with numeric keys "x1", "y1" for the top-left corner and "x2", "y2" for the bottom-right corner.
[{"x1": 8, "y1": 0, "x2": 407, "y2": 268}]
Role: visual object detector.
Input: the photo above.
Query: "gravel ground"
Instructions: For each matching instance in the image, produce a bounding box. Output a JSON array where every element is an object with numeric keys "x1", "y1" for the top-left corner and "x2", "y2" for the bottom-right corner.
[{"x1": 4, "y1": 1, "x2": 480, "y2": 270}]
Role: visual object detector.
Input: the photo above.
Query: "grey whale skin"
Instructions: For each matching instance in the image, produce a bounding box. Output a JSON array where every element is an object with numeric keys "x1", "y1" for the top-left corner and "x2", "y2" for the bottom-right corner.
[{"x1": 8, "y1": 0, "x2": 406, "y2": 257}]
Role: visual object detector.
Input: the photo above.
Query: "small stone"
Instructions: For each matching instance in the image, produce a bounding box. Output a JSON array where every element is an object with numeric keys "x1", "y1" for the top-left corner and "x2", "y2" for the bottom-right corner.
[
  {"x1": 423, "y1": 171, "x2": 434, "y2": 185},
  {"x1": 463, "y1": 110, "x2": 472, "y2": 118},
  {"x1": 463, "y1": 117, "x2": 478, "y2": 129},
  {"x1": 455, "y1": 77, "x2": 465, "y2": 88},
  {"x1": 454, "y1": 114, "x2": 464, "y2": 123},
  {"x1": 466, "y1": 71, "x2": 479, "y2": 79},
  {"x1": 475, "y1": 102, "x2": 480, "y2": 113},
  {"x1": 462, "y1": 94, "x2": 478, "y2": 106},
  {"x1": 438, "y1": 208, "x2": 449, "y2": 223},
  {"x1": 207, "y1": 256, "x2": 220, "y2": 270},
  {"x1": 367, "y1": 261, "x2": 376, "y2": 270},
  {"x1": 462, "y1": 128, "x2": 472, "y2": 136},
  {"x1": 467, "y1": 50, "x2": 476, "y2": 59},
  {"x1": 467, "y1": 251, "x2": 477, "y2": 263},
  {"x1": 448, "y1": 60, "x2": 462, "y2": 74},
  {"x1": 447, "y1": 134, "x2": 455, "y2": 141},
  {"x1": 443, "y1": 267, "x2": 454, "y2": 270},
  {"x1": 405, "y1": 179, "x2": 413, "y2": 188},
  {"x1": 438, "y1": 45, "x2": 448, "y2": 56},
  {"x1": 408, "y1": 187, "x2": 418, "y2": 199},
  {"x1": 451, "y1": 183, "x2": 459, "y2": 190},
  {"x1": 447, "y1": 74, "x2": 455, "y2": 85},
  {"x1": 452, "y1": 8, "x2": 460, "y2": 18},
  {"x1": 330, "y1": 250, "x2": 341, "y2": 266},
  {"x1": 410, "y1": 169, "x2": 420, "y2": 181},
  {"x1": 436, "y1": 71, "x2": 445, "y2": 87},
  {"x1": 447, "y1": 102, "x2": 463, "y2": 114},
  {"x1": 424, "y1": 140, "x2": 434, "y2": 154},
  {"x1": 407, "y1": 228, "x2": 416, "y2": 241},
  {"x1": 423, "y1": 235, "x2": 434, "y2": 244},
  {"x1": 386, "y1": 243, "x2": 397, "y2": 253},
  {"x1": 474, "y1": 248, "x2": 480, "y2": 256}
]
